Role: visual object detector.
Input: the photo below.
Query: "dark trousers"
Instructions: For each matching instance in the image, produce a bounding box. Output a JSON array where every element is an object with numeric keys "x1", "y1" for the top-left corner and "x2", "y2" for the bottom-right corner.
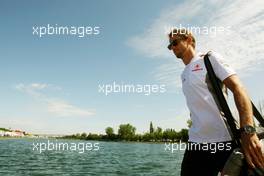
[{"x1": 181, "y1": 141, "x2": 237, "y2": 176}]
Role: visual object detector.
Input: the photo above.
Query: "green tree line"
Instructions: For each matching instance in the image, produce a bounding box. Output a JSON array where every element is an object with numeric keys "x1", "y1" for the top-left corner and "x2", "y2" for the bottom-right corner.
[{"x1": 62, "y1": 121, "x2": 189, "y2": 142}]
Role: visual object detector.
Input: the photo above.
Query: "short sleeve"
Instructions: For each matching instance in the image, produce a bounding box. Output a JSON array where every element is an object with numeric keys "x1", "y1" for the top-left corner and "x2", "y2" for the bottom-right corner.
[{"x1": 208, "y1": 51, "x2": 236, "y2": 81}]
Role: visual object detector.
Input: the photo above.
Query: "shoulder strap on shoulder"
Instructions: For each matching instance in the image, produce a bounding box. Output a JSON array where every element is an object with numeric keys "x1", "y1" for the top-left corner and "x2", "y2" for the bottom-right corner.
[{"x1": 204, "y1": 53, "x2": 241, "y2": 146}]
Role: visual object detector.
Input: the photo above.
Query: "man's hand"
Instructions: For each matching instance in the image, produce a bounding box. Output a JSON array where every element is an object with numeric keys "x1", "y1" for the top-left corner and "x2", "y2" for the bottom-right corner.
[{"x1": 241, "y1": 133, "x2": 264, "y2": 168}]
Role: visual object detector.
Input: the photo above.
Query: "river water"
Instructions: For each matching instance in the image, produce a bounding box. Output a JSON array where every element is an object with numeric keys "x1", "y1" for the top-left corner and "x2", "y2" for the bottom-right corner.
[{"x1": 0, "y1": 138, "x2": 183, "y2": 176}]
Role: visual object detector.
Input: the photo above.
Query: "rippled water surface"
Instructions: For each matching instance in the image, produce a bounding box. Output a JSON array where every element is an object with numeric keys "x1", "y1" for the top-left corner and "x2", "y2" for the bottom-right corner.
[{"x1": 0, "y1": 139, "x2": 183, "y2": 176}]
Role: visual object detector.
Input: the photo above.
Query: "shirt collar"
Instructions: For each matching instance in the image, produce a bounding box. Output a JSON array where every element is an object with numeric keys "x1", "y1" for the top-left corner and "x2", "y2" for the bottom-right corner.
[{"x1": 186, "y1": 52, "x2": 202, "y2": 66}]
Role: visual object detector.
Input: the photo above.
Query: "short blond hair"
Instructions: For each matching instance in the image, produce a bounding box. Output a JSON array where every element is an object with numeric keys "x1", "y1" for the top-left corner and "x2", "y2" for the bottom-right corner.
[{"x1": 168, "y1": 28, "x2": 196, "y2": 49}]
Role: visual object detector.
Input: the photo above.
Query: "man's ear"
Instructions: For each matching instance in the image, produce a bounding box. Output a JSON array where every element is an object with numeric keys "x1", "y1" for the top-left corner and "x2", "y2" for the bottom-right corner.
[{"x1": 186, "y1": 35, "x2": 192, "y2": 44}]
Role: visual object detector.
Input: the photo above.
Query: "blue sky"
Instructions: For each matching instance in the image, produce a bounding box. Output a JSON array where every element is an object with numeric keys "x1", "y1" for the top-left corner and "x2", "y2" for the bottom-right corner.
[{"x1": 0, "y1": 0, "x2": 263, "y2": 134}]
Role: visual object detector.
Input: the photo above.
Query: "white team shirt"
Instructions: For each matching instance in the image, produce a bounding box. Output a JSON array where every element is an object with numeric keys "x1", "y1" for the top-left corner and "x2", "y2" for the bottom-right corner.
[{"x1": 181, "y1": 51, "x2": 236, "y2": 143}]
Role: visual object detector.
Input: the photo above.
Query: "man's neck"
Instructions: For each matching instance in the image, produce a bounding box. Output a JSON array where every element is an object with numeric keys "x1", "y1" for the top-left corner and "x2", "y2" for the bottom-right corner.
[{"x1": 182, "y1": 48, "x2": 196, "y2": 65}]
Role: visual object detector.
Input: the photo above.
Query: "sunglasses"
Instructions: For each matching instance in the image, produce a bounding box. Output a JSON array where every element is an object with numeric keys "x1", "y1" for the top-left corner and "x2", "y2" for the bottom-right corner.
[{"x1": 167, "y1": 39, "x2": 181, "y2": 50}]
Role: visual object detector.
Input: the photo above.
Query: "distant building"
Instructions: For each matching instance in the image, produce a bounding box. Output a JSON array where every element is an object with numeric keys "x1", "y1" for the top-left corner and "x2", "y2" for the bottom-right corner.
[
  {"x1": 0, "y1": 129, "x2": 25, "y2": 137},
  {"x1": 0, "y1": 130, "x2": 5, "y2": 136}
]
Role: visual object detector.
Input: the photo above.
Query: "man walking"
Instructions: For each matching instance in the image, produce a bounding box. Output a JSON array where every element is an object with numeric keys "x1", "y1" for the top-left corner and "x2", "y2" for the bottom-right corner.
[{"x1": 167, "y1": 28, "x2": 264, "y2": 175}]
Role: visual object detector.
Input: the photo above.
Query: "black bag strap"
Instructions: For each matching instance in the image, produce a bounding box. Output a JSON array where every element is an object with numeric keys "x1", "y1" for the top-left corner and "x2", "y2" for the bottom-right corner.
[
  {"x1": 252, "y1": 102, "x2": 264, "y2": 127},
  {"x1": 204, "y1": 53, "x2": 264, "y2": 125},
  {"x1": 204, "y1": 53, "x2": 241, "y2": 146},
  {"x1": 204, "y1": 52, "x2": 264, "y2": 144}
]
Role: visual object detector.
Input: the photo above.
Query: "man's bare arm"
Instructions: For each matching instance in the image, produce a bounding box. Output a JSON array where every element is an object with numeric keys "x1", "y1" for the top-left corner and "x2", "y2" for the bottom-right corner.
[
  {"x1": 223, "y1": 75, "x2": 253, "y2": 127},
  {"x1": 223, "y1": 74, "x2": 264, "y2": 168}
]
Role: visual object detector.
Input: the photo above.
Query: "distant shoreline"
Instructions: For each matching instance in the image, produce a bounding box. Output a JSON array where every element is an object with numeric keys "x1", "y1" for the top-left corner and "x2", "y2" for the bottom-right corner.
[
  {"x1": 0, "y1": 136, "x2": 188, "y2": 144},
  {"x1": 0, "y1": 122, "x2": 190, "y2": 143}
]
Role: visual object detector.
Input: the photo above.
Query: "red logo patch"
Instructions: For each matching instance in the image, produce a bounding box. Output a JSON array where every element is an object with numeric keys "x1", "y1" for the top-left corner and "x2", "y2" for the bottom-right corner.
[{"x1": 192, "y1": 64, "x2": 203, "y2": 72}]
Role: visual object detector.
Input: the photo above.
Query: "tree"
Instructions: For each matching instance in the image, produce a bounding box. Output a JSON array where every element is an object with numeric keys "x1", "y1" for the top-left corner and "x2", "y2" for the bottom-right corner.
[
  {"x1": 163, "y1": 129, "x2": 171, "y2": 141},
  {"x1": 168, "y1": 129, "x2": 178, "y2": 142},
  {"x1": 150, "y1": 121, "x2": 154, "y2": 134},
  {"x1": 81, "y1": 132, "x2": 87, "y2": 139},
  {"x1": 105, "y1": 127, "x2": 114, "y2": 139},
  {"x1": 118, "y1": 123, "x2": 136, "y2": 141},
  {"x1": 154, "y1": 127, "x2": 163, "y2": 141},
  {"x1": 187, "y1": 119, "x2": 192, "y2": 128},
  {"x1": 75, "y1": 133, "x2": 81, "y2": 139},
  {"x1": 179, "y1": 129, "x2": 189, "y2": 142},
  {"x1": 86, "y1": 133, "x2": 101, "y2": 140}
]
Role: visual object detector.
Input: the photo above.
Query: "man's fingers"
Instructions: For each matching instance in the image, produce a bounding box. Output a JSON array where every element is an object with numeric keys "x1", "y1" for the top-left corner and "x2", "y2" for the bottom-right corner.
[
  {"x1": 254, "y1": 142, "x2": 264, "y2": 167},
  {"x1": 244, "y1": 149, "x2": 255, "y2": 168},
  {"x1": 249, "y1": 146, "x2": 263, "y2": 168},
  {"x1": 255, "y1": 142, "x2": 264, "y2": 165}
]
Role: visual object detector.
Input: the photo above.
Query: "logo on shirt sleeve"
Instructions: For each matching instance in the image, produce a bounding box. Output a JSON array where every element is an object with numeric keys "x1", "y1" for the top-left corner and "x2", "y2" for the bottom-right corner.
[{"x1": 192, "y1": 64, "x2": 203, "y2": 72}]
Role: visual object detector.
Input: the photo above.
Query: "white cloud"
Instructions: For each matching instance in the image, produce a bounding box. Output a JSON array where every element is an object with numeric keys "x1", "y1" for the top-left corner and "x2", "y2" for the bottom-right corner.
[
  {"x1": 15, "y1": 83, "x2": 61, "y2": 97},
  {"x1": 30, "y1": 83, "x2": 49, "y2": 90},
  {"x1": 47, "y1": 100, "x2": 95, "y2": 117},
  {"x1": 15, "y1": 83, "x2": 95, "y2": 117},
  {"x1": 127, "y1": 0, "x2": 264, "y2": 89}
]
